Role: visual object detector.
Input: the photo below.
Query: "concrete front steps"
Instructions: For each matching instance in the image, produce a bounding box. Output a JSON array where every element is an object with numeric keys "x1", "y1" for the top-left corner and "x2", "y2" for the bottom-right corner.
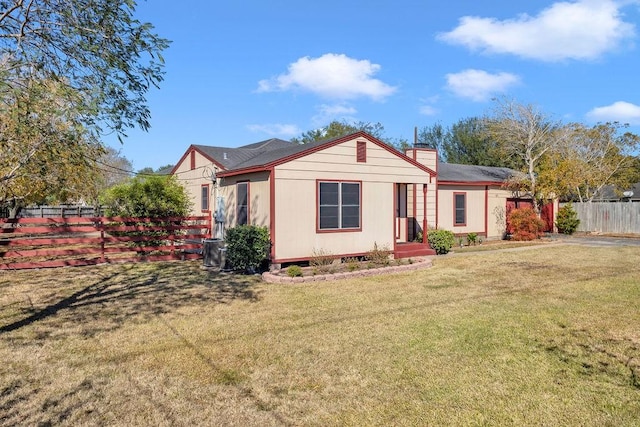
[{"x1": 395, "y1": 242, "x2": 436, "y2": 258}]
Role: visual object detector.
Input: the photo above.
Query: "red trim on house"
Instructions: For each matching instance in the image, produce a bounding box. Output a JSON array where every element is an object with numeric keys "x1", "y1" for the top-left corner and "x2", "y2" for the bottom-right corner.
[
  {"x1": 393, "y1": 183, "x2": 397, "y2": 253},
  {"x1": 423, "y1": 184, "x2": 428, "y2": 244},
  {"x1": 269, "y1": 167, "x2": 276, "y2": 261},
  {"x1": 356, "y1": 140, "x2": 366, "y2": 162},
  {"x1": 201, "y1": 184, "x2": 210, "y2": 212},
  {"x1": 315, "y1": 179, "x2": 363, "y2": 233},
  {"x1": 237, "y1": 181, "x2": 250, "y2": 226},
  {"x1": 453, "y1": 192, "x2": 467, "y2": 227},
  {"x1": 190, "y1": 151, "x2": 196, "y2": 170},
  {"x1": 171, "y1": 145, "x2": 227, "y2": 175},
  {"x1": 217, "y1": 132, "x2": 437, "y2": 178}
]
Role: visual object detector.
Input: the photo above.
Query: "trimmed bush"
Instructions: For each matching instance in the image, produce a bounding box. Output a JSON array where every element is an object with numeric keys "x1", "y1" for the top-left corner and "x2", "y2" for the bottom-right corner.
[
  {"x1": 287, "y1": 265, "x2": 303, "y2": 277},
  {"x1": 225, "y1": 225, "x2": 270, "y2": 273},
  {"x1": 467, "y1": 232, "x2": 478, "y2": 245},
  {"x1": 508, "y1": 208, "x2": 546, "y2": 241},
  {"x1": 556, "y1": 203, "x2": 580, "y2": 235},
  {"x1": 428, "y1": 229, "x2": 455, "y2": 255}
]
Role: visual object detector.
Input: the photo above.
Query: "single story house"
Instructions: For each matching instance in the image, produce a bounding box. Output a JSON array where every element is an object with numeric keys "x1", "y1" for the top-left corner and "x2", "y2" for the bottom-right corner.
[{"x1": 172, "y1": 132, "x2": 555, "y2": 264}]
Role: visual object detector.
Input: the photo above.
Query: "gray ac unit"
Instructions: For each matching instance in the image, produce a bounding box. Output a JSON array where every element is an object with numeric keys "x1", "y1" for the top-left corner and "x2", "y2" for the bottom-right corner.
[{"x1": 203, "y1": 238, "x2": 225, "y2": 268}]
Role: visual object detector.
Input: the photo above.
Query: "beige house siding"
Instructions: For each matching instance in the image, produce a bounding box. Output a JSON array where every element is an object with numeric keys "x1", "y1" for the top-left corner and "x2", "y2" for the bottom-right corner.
[
  {"x1": 437, "y1": 185, "x2": 486, "y2": 235},
  {"x1": 272, "y1": 137, "x2": 433, "y2": 261},
  {"x1": 172, "y1": 149, "x2": 217, "y2": 216},
  {"x1": 218, "y1": 171, "x2": 271, "y2": 229},
  {"x1": 486, "y1": 187, "x2": 513, "y2": 239}
]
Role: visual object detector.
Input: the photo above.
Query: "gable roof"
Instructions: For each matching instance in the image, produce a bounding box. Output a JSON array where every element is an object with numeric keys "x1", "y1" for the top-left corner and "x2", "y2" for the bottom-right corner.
[
  {"x1": 172, "y1": 138, "x2": 293, "y2": 173},
  {"x1": 217, "y1": 131, "x2": 437, "y2": 177},
  {"x1": 438, "y1": 163, "x2": 515, "y2": 184}
]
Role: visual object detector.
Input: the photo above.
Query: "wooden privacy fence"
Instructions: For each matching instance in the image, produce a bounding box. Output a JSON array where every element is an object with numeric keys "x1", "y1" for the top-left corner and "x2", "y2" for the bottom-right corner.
[
  {"x1": 0, "y1": 216, "x2": 211, "y2": 270},
  {"x1": 567, "y1": 202, "x2": 640, "y2": 234}
]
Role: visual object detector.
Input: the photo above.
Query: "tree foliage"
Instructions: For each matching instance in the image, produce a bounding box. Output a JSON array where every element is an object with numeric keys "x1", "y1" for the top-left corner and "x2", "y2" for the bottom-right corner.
[
  {"x1": 0, "y1": 0, "x2": 170, "y2": 138},
  {"x1": 291, "y1": 120, "x2": 385, "y2": 144},
  {"x1": 100, "y1": 175, "x2": 191, "y2": 218},
  {"x1": 94, "y1": 147, "x2": 134, "y2": 195},
  {"x1": 508, "y1": 208, "x2": 546, "y2": 241},
  {"x1": 556, "y1": 203, "x2": 580, "y2": 235},
  {"x1": 484, "y1": 98, "x2": 563, "y2": 212},
  {"x1": 0, "y1": 78, "x2": 104, "y2": 216},
  {"x1": 541, "y1": 122, "x2": 640, "y2": 202}
]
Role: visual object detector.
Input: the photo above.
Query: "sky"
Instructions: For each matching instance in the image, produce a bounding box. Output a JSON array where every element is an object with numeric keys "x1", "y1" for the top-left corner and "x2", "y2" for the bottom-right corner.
[{"x1": 107, "y1": 0, "x2": 640, "y2": 171}]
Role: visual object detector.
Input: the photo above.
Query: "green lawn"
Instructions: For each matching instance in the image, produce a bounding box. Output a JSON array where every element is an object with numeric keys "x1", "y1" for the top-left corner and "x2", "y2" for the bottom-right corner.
[{"x1": 1, "y1": 245, "x2": 639, "y2": 426}]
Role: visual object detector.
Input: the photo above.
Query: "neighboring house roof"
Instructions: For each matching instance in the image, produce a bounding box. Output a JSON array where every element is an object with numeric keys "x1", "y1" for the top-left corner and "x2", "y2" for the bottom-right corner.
[
  {"x1": 217, "y1": 132, "x2": 437, "y2": 177},
  {"x1": 437, "y1": 163, "x2": 515, "y2": 184},
  {"x1": 592, "y1": 182, "x2": 640, "y2": 201}
]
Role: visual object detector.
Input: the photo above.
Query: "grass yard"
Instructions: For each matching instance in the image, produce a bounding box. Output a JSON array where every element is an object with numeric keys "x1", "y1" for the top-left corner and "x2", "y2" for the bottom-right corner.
[{"x1": 1, "y1": 245, "x2": 639, "y2": 426}]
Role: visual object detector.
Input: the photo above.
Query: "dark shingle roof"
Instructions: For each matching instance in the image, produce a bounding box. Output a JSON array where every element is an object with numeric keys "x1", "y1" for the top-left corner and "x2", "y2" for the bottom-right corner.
[
  {"x1": 438, "y1": 163, "x2": 514, "y2": 183},
  {"x1": 193, "y1": 138, "x2": 293, "y2": 169}
]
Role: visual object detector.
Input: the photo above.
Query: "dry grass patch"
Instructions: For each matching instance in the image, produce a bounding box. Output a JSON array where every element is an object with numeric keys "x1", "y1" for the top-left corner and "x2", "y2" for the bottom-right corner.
[{"x1": 1, "y1": 246, "x2": 639, "y2": 425}]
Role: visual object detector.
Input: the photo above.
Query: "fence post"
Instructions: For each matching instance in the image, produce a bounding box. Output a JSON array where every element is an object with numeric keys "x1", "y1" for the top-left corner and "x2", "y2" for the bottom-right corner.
[{"x1": 99, "y1": 218, "x2": 105, "y2": 263}]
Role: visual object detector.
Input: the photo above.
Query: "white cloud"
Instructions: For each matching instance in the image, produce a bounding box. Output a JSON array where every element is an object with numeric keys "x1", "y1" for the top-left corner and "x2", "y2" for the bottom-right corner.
[
  {"x1": 257, "y1": 53, "x2": 397, "y2": 100},
  {"x1": 586, "y1": 101, "x2": 640, "y2": 124},
  {"x1": 419, "y1": 105, "x2": 438, "y2": 116},
  {"x1": 438, "y1": 0, "x2": 635, "y2": 61},
  {"x1": 246, "y1": 123, "x2": 301, "y2": 136},
  {"x1": 311, "y1": 103, "x2": 358, "y2": 127},
  {"x1": 445, "y1": 69, "x2": 520, "y2": 102}
]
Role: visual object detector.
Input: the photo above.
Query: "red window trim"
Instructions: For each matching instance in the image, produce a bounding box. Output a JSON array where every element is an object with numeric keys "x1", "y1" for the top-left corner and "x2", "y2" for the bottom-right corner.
[
  {"x1": 356, "y1": 140, "x2": 366, "y2": 163},
  {"x1": 237, "y1": 181, "x2": 250, "y2": 225},
  {"x1": 316, "y1": 179, "x2": 362, "y2": 233},
  {"x1": 201, "y1": 184, "x2": 210, "y2": 212},
  {"x1": 453, "y1": 192, "x2": 467, "y2": 227}
]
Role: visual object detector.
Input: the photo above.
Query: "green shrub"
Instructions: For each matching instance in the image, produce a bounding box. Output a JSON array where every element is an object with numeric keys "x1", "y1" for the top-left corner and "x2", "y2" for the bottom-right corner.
[
  {"x1": 428, "y1": 229, "x2": 455, "y2": 255},
  {"x1": 99, "y1": 175, "x2": 192, "y2": 248},
  {"x1": 343, "y1": 257, "x2": 361, "y2": 272},
  {"x1": 508, "y1": 208, "x2": 545, "y2": 241},
  {"x1": 467, "y1": 232, "x2": 478, "y2": 245},
  {"x1": 365, "y1": 242, "x2": 391, "y2": 266},
  {"x1": 556, "y1": 203, "x2": 580, "y2": 235},
  {"x1": 225, "y1": 225, "x2": 270, "y2": 273},
  {"x1": 287, "y1": 265, "x2": 303, "y2": 277}
]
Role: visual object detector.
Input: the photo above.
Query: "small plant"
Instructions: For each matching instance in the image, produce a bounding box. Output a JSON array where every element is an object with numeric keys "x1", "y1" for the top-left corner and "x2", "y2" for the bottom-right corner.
[
  {"x1": 287, "y1": 265, "x2": 303, "y2": 277},
  {"x1": 365, "y1": 242, "x2": 392, "y2": 266},
  {"x1": 458, "y1": 237, "x2": 465, "y2": 247},
  {"x1": 414, "y1": 230, "x2": 423, "y2": 242},
  {"x1": 508, "y1": 208, "x2": 546, "y2": 241},
  {"x1": 556, "y1": 203, "x2": 580, "y2": 235},
  {"x1": 428, "y1": 229, "x2": 456, "y2": 255},
  {"x1": 467, "y1": 232, "x2": 478, "y2": 246},
  {"x1": 310, "y1": 248, "x2": 337, "y2": 272},
  {"x1": 344, "y1": 257, "x2": 360, "y2": 272}
]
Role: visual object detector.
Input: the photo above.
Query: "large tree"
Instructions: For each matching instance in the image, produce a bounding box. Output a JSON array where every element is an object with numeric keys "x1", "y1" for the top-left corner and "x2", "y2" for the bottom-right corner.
[
  {"x1": 0, "y1": 78, "x2": 104, "y2": 217},
  {"x1": 0, "y1": 0, "x2": 169, "y2": 138},
  {"x1": 484, "y1": 98, "x2": 564, "y2": 213},
  {"x1": 0, "y1": 0, "x2": 168, "y2": 215},
  {"x1": 540, "y1": 122, "x2": 640, "y2": 202}
]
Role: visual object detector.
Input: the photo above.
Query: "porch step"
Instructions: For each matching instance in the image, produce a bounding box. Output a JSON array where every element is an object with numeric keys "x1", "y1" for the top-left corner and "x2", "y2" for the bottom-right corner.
[{"x1": 395, "y1": 242, "x2": 436, "y2": 258}]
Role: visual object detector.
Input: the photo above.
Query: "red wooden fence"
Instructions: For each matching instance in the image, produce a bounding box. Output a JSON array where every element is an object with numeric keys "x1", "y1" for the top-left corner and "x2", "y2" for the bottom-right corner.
[{"x1": 0, "y1": 216, "x2": 211, "y2": 270}]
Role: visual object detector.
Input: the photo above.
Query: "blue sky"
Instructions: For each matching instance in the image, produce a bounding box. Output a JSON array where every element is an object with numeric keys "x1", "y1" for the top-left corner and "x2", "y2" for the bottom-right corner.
[{"x1": 108, "y1": 0, "x2": 640, "y2": 170}]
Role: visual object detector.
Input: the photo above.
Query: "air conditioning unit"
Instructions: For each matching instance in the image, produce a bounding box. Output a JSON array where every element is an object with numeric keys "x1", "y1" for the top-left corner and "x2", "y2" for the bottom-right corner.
[{"x1": 203, "y1": 238, "x2": 225, "y2": 268}]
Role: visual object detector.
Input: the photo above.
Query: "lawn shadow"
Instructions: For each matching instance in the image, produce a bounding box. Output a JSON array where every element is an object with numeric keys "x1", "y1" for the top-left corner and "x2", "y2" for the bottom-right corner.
[{"x1": 0, "y1": 261, "x2": 263, "y2": 341}]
